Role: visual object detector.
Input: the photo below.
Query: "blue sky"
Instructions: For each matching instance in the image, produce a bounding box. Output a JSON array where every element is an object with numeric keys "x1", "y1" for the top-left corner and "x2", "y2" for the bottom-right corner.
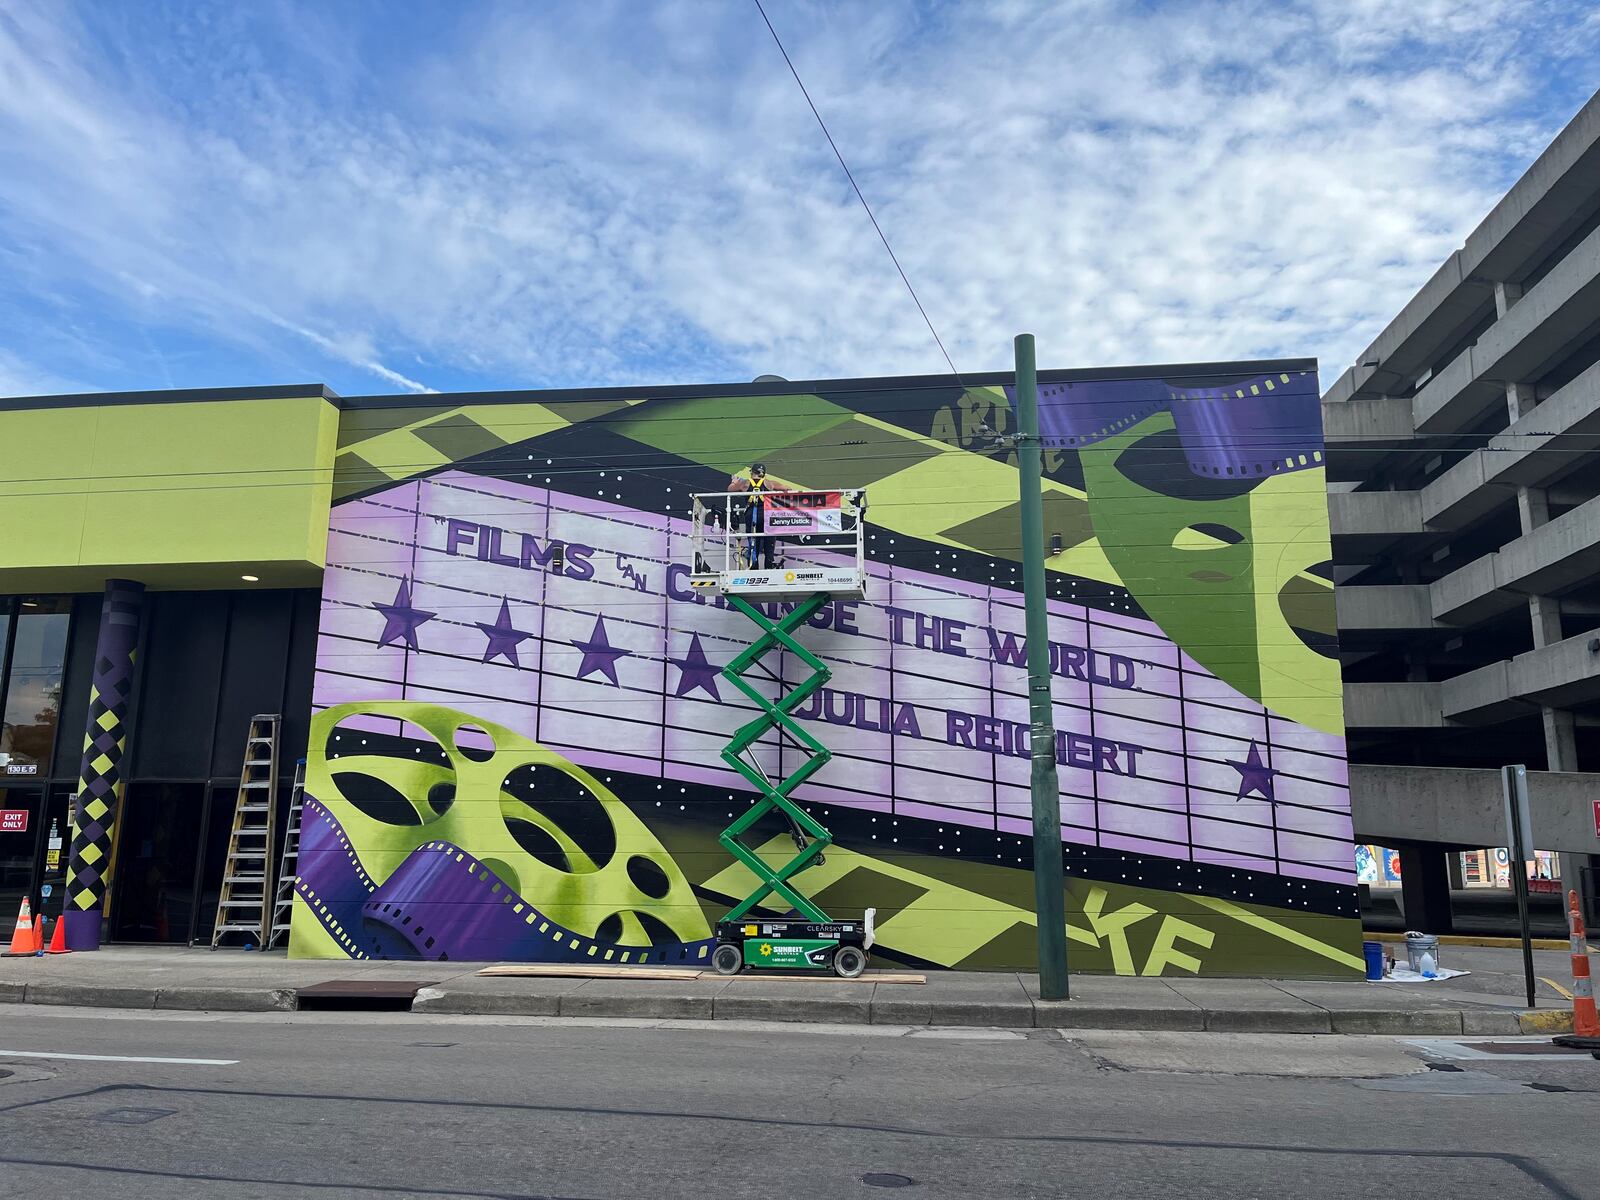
[{"x1": 1, "y1": 0, "x2": 1597, "y2": 399}]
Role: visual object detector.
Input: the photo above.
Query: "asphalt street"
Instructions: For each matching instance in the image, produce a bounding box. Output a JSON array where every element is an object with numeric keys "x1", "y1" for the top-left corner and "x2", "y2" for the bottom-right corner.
[{"x1": 0, "y1": 1006, "x2": 1596, "y2": 1199}]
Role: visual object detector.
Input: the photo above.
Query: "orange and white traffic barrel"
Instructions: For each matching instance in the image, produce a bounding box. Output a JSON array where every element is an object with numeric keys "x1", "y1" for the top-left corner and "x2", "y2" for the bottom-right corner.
[{"x1": 1554, "y1": 889, "x2": 1600, "y2": 1051}]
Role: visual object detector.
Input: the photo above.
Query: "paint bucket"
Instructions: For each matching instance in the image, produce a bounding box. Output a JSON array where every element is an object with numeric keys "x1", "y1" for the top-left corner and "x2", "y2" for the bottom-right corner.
[
  {"x1": 1404, "y1": 931, "x2": 1440, "y2": 972},
  {"x1": 1362, "y1": 941, "x2": 1386, "y2": 981}
]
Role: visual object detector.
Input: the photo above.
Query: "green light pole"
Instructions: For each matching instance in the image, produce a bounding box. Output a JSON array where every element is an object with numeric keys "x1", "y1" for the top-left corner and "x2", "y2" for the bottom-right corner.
[{"x1": 1015, "y1": 333, "x2": 1069, "y2": 1000}]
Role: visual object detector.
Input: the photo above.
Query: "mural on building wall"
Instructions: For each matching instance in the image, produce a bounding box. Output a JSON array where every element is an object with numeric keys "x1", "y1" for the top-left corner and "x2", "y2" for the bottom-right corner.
[{"x1": 293, "y1": 366, "x2": 1364, "y2": 976}]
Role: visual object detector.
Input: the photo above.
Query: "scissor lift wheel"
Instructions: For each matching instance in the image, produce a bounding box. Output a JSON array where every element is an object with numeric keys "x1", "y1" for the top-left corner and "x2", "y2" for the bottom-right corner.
[{"x1": 833, "y1": 945, "x2": 867, "y2": 978}]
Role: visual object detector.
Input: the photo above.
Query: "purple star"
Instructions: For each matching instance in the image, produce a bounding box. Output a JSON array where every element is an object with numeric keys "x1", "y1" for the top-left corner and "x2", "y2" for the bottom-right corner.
[
  {"x1": 476, "y1": 597, "x2": 534, "y2": 666},
  {"x1": 373, "y1": 577, "x2": 435, "y2": 650},
  {"x1": 571, "y1": 615, "x2": 629, "y2": 685},
  {"x1": 1225, "y1": 740, "x2": 1278, "y2": 803},
  {"x1": 669, "y1": 632, "x2": 721, "y2": 700}
]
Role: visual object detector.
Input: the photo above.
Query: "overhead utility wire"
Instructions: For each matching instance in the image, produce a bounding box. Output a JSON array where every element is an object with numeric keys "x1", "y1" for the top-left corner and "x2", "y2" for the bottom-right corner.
[
  {"x1": 752, "y1": 0, "x2": 965, "y2": 388},
  {"x1": 0, "y1": 427, "x2": 1588, "y2": 492}
]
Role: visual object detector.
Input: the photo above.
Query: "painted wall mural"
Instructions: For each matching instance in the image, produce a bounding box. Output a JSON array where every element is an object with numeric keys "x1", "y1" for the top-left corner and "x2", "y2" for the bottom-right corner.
[{"x1": 293, "y1": 365, "x2": 1364, "y2": 976}]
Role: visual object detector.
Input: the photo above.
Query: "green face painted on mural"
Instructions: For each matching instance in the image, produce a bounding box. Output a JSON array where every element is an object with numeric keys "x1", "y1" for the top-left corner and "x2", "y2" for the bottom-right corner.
[
  {"x1": 1077, "y1": 413, "x2": 1342, "y2": 734},
  {"x1": 308, "y1": 701, "x2": 711, "y2": 946}
]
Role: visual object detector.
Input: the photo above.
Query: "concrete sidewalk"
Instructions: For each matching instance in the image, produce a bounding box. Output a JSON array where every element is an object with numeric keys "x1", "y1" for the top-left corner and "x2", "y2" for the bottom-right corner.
[{"x1": 0, "y1": 945, "x2": 1582, "y2": 1034}]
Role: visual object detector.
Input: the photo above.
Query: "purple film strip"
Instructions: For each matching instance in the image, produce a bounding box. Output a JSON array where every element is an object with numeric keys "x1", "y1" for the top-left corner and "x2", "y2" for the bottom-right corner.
[{"x1": 1019, "y1": 371, "x2": 1324, "y2": 477}]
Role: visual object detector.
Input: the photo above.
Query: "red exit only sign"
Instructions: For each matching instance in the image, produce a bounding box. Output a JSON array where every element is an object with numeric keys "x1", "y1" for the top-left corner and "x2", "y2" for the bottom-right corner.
[{"x1": 0, "y1": 809, "x2": 28, "y2": 833}]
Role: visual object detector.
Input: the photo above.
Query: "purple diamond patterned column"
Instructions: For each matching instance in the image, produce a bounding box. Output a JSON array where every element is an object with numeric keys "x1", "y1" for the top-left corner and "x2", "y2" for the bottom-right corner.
[{"x1": 63, "y1": 579, "x2": 145, "y2": 951}]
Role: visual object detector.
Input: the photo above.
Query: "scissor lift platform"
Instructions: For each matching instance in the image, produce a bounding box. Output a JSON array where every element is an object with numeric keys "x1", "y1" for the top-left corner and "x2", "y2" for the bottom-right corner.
[
  {"x1": 687, "y1": 485, "x2": 875, "y2": 976},
  {"x1": 688, "y1": 488, "x2": 867, "y2": 602}
]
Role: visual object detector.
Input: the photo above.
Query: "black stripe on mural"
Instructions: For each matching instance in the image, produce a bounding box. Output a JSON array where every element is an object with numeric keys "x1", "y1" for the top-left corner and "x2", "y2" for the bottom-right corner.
[{"x1": 425, "y1": 417, "x2": 1148, "y2": 620}]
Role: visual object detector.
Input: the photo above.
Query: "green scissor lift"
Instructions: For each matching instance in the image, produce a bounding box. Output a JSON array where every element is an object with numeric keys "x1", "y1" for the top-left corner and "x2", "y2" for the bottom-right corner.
[{"x1": 689, "y1": 488, "x2": 874, "y2": 978}]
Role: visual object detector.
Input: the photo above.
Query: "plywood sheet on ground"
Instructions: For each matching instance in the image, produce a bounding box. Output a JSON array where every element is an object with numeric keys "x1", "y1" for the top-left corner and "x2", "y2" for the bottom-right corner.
[
  {"x1": 478, "y1": 964, "x2": 702, "y2": 980},
  {"x1": 477, "y1": 965, "x2": 925, "y2": 984}
]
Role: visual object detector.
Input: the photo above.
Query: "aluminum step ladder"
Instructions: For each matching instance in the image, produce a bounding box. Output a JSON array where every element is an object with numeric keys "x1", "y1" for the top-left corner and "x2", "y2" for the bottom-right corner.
[
  {"x1": 210, "y1": 714, "x2": 280, "y2": 948},
  {"x1": 265, "y1": 758, "x2": 306, "y2": 950}
]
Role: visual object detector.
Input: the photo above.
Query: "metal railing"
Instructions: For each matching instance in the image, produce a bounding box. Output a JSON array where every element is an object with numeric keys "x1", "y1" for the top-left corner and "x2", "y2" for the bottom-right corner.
[{"x1": 689, "y1": 489, "x2": 866, "y2": 577}]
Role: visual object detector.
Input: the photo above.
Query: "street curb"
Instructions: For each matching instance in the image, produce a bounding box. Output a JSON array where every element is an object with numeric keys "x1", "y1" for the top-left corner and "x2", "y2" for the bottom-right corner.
[
  {"x1": 411, "y1": 986, "x2": 564, "y2": 1017},
  {"x1": 156, "y1": 986, "x2": 296, "y2": 1012},
  {"x1": 713, "y1": 992, "x2": 872, "y2": 1024},
  {"x1": 1461, "y1": 1010, "x2": 1524, "y2": 1035},
  {"x1": 1516, "y1": 1009, "x2": 1574, "y2": 1034},
  {"x1": 1328, "y1": 1010, "x2": 1464, "y2": 1036},
  {"x1": 557, "y1": 989, "x2": 715, "y2": 1021},
  {"x1": 22, "y1": 983, "x2": 160, "y2": 1009},
  {"x1": 1032, "y1": 1002, "x2": 1205, "y2": 1032},
  {"x1": 869, "y1": 998, "x2": 1034, "y2": 1027},
  {"x1": 0, "y1": 983, "x2": 1569, "y2": 1036},
  {"x1": 1200, "y1": 1008, "x2": 1332, "y2": 1034}
]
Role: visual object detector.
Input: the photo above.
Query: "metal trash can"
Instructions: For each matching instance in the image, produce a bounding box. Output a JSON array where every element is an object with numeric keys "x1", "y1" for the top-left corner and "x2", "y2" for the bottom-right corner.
[{"x1": 1404, "y1": 931, "x2": 1440, "y2": 972}]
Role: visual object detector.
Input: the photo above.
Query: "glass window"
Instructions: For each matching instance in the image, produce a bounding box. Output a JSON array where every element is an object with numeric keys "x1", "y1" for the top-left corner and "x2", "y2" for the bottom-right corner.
[{"x1": 1, "y1": 597, "x2": 71, "y2": 780}]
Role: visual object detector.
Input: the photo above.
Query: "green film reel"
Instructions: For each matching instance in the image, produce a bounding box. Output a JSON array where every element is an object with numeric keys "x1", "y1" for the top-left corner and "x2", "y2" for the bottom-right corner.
[{"x1": 309, "y1": 701, "x2": 710, "y2": 947}]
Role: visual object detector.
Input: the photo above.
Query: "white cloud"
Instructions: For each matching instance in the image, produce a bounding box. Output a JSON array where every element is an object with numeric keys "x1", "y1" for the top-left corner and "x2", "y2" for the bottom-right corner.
[
  {"x1": 0, "y1": 0, "x2": 1594, "y2": 394},
  {"x1": 0, "y1": 349, "x2": 80, "y2": 399}
]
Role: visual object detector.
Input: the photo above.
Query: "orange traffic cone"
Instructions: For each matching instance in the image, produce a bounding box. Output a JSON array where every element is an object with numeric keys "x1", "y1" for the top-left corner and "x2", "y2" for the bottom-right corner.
[
  {"x1": 46, "y1": 912, "x2": 69, "y2": 955},
  {"x1": 4, "y1": 899, "x2": 37, "y2": 956},
  {"x1": 1554, "y1": 890, "x2": 1599, "y2": 1049},
  {"x1": 33, "y1": 915, "x2": 45, "y2": 955}
]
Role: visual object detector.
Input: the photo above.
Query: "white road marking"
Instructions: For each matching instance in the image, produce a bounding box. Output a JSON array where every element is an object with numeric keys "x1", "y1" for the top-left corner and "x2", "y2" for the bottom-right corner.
[{"x1": 0, "y1": 1049, "x2": 238, "y2": 1065}]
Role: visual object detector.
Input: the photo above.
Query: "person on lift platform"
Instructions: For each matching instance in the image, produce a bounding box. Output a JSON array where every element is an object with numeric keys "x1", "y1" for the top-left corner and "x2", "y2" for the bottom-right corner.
[{"x1": 728, "y1": 462, "x2": 789, "y2": 570}]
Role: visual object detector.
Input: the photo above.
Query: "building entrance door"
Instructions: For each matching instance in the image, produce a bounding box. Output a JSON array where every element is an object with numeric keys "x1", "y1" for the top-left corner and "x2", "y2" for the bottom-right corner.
[{"x1": 109, "y1": 782, "x2": 208, "y2": 944}]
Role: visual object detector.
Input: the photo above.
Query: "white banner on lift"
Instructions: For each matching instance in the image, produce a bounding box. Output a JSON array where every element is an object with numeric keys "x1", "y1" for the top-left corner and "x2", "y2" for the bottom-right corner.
[{"x1": 763, "y1": 490, "x2": 847, "y2": 533}]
